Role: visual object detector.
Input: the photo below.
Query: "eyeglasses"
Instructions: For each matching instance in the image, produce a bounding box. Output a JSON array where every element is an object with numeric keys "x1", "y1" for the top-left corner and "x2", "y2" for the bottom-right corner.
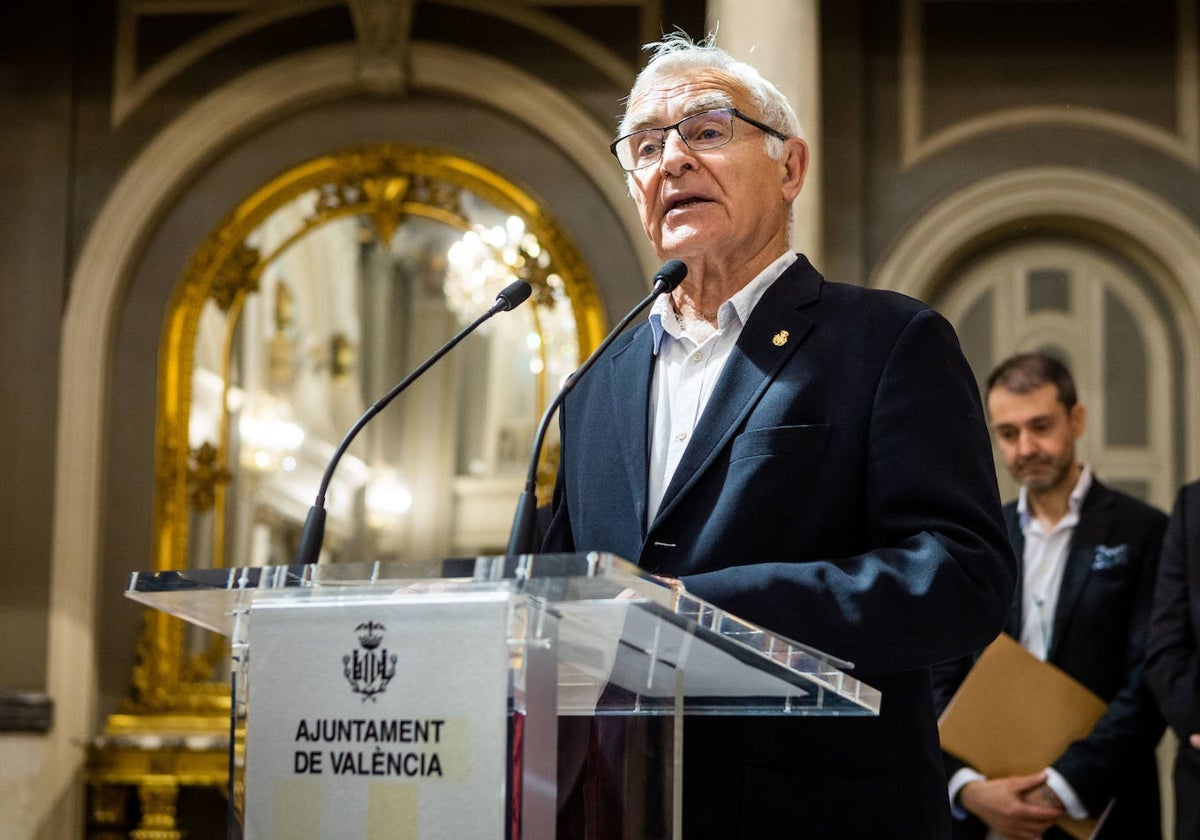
[{"x1": 609, "y1": 107, "x2": 789, "y2": 172}]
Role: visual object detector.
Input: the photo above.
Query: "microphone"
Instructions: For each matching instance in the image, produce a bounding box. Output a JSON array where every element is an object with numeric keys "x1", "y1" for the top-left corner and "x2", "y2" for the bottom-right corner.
[
  {"x1": 293, "y1": 278, "x2": 533, "y2": 565},
  {"x1": 505, "y1": 259, "x2": 688, "y2": 556}
]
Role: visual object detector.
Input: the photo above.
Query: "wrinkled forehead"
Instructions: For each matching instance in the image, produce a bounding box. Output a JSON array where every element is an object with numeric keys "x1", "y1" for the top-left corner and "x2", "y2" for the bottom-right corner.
[{"x1": 622, "y1": 69, "x2": 748, "y2": 133}]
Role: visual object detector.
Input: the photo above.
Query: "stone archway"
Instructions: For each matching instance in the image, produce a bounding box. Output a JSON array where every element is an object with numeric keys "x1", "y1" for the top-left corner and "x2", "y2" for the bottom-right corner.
[
  {"x1": 871, "y1": 166, "x2": 1200, "y2": 477},
  {"x1": 40, "y1": 41, "x2": 647, "y2": 837}
]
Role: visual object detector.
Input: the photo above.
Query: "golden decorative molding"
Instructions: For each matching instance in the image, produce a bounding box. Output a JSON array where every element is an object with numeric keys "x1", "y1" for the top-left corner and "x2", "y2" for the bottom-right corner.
[
  {"x1": 186, "y1": 442, "x2": 229, "y2": 513},
  {"x1": 136, "y1": 143, "x2": 602, "y2": 717},
  {"x1": 90, "y1": 147, "x2": 604, "y2": 829},
  {"x1": 209, "y1": 241, "x2": 262, "y2": 312},
  {"x1": 131, "y1": 780, "x2": 181, "y2": 840}
]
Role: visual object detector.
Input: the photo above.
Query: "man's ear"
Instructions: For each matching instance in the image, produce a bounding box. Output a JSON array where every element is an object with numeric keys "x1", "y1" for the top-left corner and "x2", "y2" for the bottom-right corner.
[
  {"x1": 782, "y1": 137, "x2": 808, "y2": 202},
  {"x1": 1069, "y1": 402, "x2": 1087, "y2": 438}
]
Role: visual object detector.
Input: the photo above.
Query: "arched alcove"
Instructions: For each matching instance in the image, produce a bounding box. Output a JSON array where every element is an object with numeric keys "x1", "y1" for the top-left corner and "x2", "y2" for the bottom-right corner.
[
  {"x1": 871, "y1": 167, "x2": 1200, "y2": 485},
  {"x1": 42, "y1": 41, "x2": 651, "y2": 836}
]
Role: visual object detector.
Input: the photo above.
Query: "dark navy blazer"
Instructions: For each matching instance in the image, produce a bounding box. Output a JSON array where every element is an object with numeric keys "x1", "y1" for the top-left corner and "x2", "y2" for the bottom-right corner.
[
  {"x1": 1146, "y1": 480, "x2": 1200, "y2": 840},
  {"x1": 935, "y1": 478, "x2": 1167, "y2": 840},
  {"x1": 544, "y1": 255, "x2": 1016, "y2": 839}
]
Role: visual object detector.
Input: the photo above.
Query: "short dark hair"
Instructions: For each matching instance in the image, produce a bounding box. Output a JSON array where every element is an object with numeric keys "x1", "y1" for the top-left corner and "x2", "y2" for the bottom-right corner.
[{"x1": 986, "y1": 352, "x2": 1077, "y2": 410}]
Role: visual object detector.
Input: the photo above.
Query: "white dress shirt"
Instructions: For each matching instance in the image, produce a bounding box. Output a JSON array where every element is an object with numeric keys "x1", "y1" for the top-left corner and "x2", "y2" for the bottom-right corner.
[
  {"x1": 1018, "y1": 466, "x2": 1092, "y2": 661},
  {"x1": 645, "y1": 252, "x2": 796, "y2": 526}
]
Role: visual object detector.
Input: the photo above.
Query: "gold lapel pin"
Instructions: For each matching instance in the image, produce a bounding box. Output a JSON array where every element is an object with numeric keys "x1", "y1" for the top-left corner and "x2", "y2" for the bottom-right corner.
[{"x1": 772, "y1": 330, "x2": 789, "y2": 347}]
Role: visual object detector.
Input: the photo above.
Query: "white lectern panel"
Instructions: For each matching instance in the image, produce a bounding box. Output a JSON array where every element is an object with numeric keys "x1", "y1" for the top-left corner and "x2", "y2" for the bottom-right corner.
[{"x1": 244, "y1": 593, "x2": 509, "y2": 840}]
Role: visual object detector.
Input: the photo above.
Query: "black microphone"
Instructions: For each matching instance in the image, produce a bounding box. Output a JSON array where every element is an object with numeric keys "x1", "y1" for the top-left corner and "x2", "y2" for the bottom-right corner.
[
  {"x1": 506, "y1": 259, "x2": 688, "y2": 556},
  {"x1": 293, "y1": 279, "x2": 533, "y2": 565}
]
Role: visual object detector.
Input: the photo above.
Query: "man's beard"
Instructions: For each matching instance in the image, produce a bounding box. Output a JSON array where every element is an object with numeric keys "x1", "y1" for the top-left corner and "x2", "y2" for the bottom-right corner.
[{"x1": 1013, "y1": 453, "x2": 1072, "y2": 493}]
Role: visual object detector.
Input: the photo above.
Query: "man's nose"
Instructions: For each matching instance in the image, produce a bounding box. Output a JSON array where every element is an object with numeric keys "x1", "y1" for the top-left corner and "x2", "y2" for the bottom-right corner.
[
  {"x1": 659, "y1": 129, "x2": 696, "y2": 173},
  {"x1": 1015, "y1": 429, "x2": 1037, "y2": 455}
]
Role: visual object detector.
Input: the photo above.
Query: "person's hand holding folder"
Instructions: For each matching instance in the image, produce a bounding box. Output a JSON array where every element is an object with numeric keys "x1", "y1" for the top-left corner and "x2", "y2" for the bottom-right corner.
[
  {"x1": 957, "y1": 770, "x2": 1065, "y2": 840},
  {"x1": 939, "y1": 634, "x2": 1109, "y2": 839}
]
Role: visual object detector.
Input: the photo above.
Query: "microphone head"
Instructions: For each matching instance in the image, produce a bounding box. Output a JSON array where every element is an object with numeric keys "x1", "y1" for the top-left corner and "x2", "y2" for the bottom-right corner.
[
  {"x1": 653, "y1": 259, "x2": 688, "y2": 293},
  {"x1": 495, "y1": 279, "x2": 533, "y2": 311}
]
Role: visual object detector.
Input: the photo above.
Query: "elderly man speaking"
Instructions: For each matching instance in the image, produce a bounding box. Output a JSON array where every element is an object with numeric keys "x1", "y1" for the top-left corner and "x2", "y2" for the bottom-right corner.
[{"x1": 542, "y1": 32, "x2": 1016, "y2": 839}]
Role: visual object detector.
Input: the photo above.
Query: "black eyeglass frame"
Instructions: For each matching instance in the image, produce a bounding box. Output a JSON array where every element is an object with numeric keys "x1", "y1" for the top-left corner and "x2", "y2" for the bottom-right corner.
[{"x1": 609, "y1": 107, "x2": 791, "y2": 171}]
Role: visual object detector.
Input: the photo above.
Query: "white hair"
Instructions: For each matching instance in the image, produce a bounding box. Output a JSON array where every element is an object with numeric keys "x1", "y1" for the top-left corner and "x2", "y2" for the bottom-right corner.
[{"x1": 619, "y1": 30, "x2": 804, "y2": 162}]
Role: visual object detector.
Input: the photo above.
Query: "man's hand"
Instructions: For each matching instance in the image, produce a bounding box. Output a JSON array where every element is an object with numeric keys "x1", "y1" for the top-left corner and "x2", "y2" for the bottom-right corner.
[
  {"x1": 651, "y1": 574, "x2": 686, "y2": 597},
  {"x1": 1190, "y1": 734, "x2": 1200, "y2": 750},
  {"x1": 959, "y1": 772, "x2": 1064, "y2": 840},
  {"x1": 616, "y1": 575, "x2": 686, "y2": 603},
  {"x1": 1018, "y1": 781, "x2": 1064, "y2": 811}
]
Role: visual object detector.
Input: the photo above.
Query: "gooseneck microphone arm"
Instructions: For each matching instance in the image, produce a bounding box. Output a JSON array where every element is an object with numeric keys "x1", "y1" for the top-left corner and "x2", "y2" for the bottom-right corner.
[
  {"x1": 506, "y1": 259, "x2": 688, "y2": 556},
  {"x1": 293, "y1": 279, "x2": 533, "y2": 565}
]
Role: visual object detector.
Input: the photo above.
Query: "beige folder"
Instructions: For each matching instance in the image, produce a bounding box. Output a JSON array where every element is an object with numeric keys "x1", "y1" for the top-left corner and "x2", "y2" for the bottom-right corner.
[{"x1": 937, "y1": 633, "x2": 1109, "y2": 839}]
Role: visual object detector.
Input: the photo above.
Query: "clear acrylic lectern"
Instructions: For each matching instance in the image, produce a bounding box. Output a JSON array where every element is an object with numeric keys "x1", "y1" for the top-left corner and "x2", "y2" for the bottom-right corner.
[{"x1": 127, "y1": 552, "x2": 880, "y2": 839}]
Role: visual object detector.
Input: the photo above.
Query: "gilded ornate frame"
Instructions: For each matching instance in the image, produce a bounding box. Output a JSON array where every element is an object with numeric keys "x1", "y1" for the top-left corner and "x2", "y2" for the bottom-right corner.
[{"x1": 123, "y1": 143, "x2": 603, "y2": 718}]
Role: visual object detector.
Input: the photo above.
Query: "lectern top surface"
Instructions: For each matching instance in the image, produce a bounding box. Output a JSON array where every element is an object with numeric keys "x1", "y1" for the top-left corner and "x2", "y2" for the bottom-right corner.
[{"x1": 127, "y1": 552, "x2": 881, "y2": 716}]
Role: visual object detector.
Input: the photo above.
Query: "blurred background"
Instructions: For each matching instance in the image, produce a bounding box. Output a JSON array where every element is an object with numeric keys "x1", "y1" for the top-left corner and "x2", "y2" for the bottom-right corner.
[{"x1": 3, "y1": 1, "x2": 1198, "y2": 836}]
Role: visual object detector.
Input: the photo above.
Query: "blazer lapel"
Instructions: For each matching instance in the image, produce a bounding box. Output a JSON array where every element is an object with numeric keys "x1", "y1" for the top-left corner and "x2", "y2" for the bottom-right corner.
[
  {"x1": 1049, "y1": 483, "x2": 1114, "y2": 660},
  {"x1": 1005, "y1": 508, "x2": 1025, "y2": 638},
  {"x1": 604, "y1": 327, "x2": 656, "y2": 535},
  {"x1": 650, "y1": 265, "x2": 818, "y2": 528}
]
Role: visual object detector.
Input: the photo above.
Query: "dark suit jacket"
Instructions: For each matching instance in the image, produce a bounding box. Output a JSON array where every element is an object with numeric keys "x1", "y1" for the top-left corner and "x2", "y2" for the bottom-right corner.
[
  {"x1": 933, "y1": 479, "x2": 1167, "y2": 840},
  {"x1": 1146, "y1": 480, "x2": 1200, "y2": 840},
  {"x1": 544, "y1": 256, "x2": 1016, "y2": 839}
]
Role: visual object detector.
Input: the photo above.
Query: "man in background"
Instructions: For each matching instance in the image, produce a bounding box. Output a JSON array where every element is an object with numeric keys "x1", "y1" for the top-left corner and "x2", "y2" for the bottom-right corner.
[
  {"x1": 935, "y1": 352, "x2": 1166, "y2": 840},
  {"x1": 1145, "y1": 479, "x2": 1200, "y2": 840}
]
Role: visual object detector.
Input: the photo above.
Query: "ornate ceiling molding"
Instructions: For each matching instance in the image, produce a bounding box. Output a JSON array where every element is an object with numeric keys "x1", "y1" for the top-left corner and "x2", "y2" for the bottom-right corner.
[
  {"x1": 111, "y1": 0, "x2": 643, "y2": 127},
  {"x1": 899, "y1": 0, "x2": 1200, "y2": 170}
]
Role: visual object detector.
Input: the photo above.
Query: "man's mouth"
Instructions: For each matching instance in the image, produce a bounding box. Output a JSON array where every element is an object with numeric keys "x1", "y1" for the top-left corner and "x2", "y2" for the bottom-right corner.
[{"x1": 665, "y1": 195, "x2": 710, "y2": 212}]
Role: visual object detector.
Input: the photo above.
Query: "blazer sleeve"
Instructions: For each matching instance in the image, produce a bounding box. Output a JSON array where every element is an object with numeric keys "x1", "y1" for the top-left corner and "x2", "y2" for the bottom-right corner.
[
  {"x1": 1052, "y1": 502, "x2": 1167, "y2": 814},
  {"x1": 931, "y1": 652, "x2": 976, "y2": 781},
  {"x1": 1145, "y1": 482, "x2": 1200, "y2": 739},
  {"x1": 680, "y1": 307, "x2": 1017, "y2": 676}
]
